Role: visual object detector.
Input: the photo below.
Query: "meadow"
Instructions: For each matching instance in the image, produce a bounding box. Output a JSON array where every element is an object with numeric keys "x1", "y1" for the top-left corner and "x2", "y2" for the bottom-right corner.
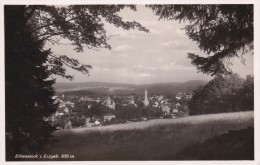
[{"x1": 43, "y1": 111, "x2": 254, "y2": 160}]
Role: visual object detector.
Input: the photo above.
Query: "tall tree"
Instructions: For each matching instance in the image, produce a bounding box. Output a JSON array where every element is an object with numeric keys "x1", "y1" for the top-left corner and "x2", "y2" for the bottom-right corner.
[
  {"x1": 5, "y1": 5, "x2": 148, "y2": 160},
  {"x1": 5, "y1": 6, "x2": 57, "y2": 160},
  {"x1": 148, "y1": 5, "x2": 253, "y2": 75},
  {"x1": 238, "y1": 75, "x2": 254, "y2": 110},
  {"x1": 188, "y1": 73, "x2": 253, "y2": 115}
]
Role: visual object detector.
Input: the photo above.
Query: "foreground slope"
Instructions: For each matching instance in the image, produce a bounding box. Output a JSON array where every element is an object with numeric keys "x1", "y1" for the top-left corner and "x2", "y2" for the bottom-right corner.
[{"x1": 44, "y1": 111, "x2": 254, "y2": 160}]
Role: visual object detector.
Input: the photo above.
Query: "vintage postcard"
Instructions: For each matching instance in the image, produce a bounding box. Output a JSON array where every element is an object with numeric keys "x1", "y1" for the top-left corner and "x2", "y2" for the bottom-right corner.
[{"x1": 1, "y1": 0, "x2": 259, "y2": 165}]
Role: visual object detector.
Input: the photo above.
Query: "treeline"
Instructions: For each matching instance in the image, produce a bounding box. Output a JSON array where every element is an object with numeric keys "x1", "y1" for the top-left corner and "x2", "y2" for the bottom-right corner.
[{"x1": 188, "y1": 74, "x2": 253, "y2": 115}]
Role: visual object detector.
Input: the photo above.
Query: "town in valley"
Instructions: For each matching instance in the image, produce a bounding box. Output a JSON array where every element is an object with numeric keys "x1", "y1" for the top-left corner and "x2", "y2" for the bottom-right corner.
[{"x1": 49, "y1": 86, "x2": 193, "y2": 130}]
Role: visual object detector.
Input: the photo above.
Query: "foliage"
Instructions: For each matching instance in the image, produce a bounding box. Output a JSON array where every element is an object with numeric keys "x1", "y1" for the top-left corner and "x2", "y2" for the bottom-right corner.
[
  {"x1": 25, "y1": 5, "x2": 149, "y2": 79},
  {"x1": 176, "y1": 97, "x2": 188, "y2": 106},
  {"x1": 145, "y1": 106, "x2": 163, "y2": 118},
  {"x1": 102, "y1": 118, "x2": 125, "y2": 126},
  {"x1": 70, "y1": 116, "x2": 86, "y2": 127},
  {"x1": 89, "y1": 102, "x2": 115, "y2": 117},
  {"x1": 148, "y1": 5, "x2": 253, "y2": 75},
  {"x1": 73, "y1": 100, "x2": 116, "y2": 117},
  {"x1": 5, "y1": 6, "x2": 57, "y2": 160},
  {"x1": 238, "y1": 75, "x2": 254, "y2": 110},
  {"x1": 188, "y1": 74, "x2": 254, "y2": 115},
  {"x1": 116, "y1": 104, "x2": 142, "y2": 120},
  {"x1": 178, "y1": 105, "x2": 189, "y2": 114},
  {"x1": 5, "y1": 5, "x2": 148, "y2": 160}
]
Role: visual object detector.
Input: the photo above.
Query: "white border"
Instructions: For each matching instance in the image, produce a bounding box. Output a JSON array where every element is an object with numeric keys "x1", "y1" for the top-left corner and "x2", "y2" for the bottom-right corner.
[
  {"x1": 0, "y1": 0, "x2": 259, "y2": 5},
  {"x1": 0, "y1": 1, "x2": 259, "y2": 165}
]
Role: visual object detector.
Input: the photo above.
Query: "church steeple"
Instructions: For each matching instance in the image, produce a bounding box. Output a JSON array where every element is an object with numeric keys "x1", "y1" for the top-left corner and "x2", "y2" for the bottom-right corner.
[
  {"x1": 143, "y1": 88, "x2": 149, "y2": 106},
  {"x1": 145, "y1": 89, "x2": 148, "y2": 100}
]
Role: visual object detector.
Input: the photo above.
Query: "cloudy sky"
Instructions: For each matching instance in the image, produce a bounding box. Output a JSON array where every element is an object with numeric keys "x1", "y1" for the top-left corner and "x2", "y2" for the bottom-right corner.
[{"x1": 50, "y1": 5, "x2": 253, "y2": 84}]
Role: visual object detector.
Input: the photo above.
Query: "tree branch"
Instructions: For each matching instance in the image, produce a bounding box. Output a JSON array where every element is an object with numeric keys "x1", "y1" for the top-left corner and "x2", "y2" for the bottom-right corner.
[
  {"x1": 25, "y1": 6, "x2": 37, "y2": 23},
  {"x1": 31, "y1": 16, "x2": 77, "y2": 33}
]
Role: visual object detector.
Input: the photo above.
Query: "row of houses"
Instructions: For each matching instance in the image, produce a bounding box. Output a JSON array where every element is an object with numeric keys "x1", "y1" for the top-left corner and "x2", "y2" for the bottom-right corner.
[
  {"x1": 51, "y1": 89, "x2": 190, "y2": 127},
  {"x1": 63, "y1": 114, "x2": 116, "y2": 130},
  {"x1": 54, "y1": 90, "x2": 187, "y2": 117}
]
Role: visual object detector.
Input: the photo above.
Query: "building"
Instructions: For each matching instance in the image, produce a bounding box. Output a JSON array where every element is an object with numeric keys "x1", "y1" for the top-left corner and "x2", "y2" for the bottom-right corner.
[
  {"x1": 176, "y1": 103, "x2": 181, "y2": 109},
  {"x1": 162, "y1": 105, "x2": 171, "y2": 116},
  {"x1": 64, "y1": 107, "x2": 69, "y2": 113},
  {"x1": 104, "y1": 114, "x2": 116, "y2": 121},
  {"x1": 85, "y1": 118, "x2": 92, "y2": 127},
  {"x1": 93, "y1": 120, "x2": 101, "y2": 126},
  {"x1": 143, "y1": 89, "x2": 149, "y2": 106},
  {"x1": 152, "y1": 101, "x2": 159, "y2": 107},
  {"x1": 88, "y1": 104, "x2": 92, "y2": 109},
  {"x1": 64, "y1": 118, "x2": 72, "y2": 130},
  {"x1": 103, "y1": 96, "x2": 116, "y2": 109},
  {"x1": 172, "y1": 109, "x2": 178, "y2": 113}
]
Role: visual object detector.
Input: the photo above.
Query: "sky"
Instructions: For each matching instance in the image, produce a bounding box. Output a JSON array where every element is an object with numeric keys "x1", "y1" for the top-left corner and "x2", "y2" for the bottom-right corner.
[{"x1": 50, "y1": 5, "x2": 253, "y2": 84}]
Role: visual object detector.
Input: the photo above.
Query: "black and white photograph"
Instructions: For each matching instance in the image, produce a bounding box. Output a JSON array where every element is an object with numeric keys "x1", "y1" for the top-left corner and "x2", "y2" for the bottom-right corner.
[{"x1": 1, "y1": 1, "x2": 259, "y2": 164}]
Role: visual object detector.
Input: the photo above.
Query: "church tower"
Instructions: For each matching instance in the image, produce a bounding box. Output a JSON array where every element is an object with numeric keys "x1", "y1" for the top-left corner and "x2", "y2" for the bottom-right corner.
[{"x1": 143, "y1": 88, "x2": 149, "y2": 106}]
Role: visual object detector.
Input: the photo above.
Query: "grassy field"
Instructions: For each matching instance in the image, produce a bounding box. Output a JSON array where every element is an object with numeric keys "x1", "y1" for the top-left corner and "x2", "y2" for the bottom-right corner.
[{"x1": 43, "y1": 111, "x2": 254, "y2": 160}]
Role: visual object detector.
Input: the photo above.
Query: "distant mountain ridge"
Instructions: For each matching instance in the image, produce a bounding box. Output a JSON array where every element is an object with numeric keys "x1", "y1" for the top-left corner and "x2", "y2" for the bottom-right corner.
[{"x1": 54, "y1": 80, "x2": 208, "y2": 96}]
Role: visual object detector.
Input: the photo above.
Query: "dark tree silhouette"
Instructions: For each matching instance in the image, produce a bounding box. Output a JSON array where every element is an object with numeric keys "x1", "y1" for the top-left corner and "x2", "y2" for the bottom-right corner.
[
  {"x1": 188, "y1": 74, "x2": 254, "y2": 115},
  {"x1": 5, "y1": 5, "x2": 148, "y2": 160},
  {"x1": 148, "y1": 5, "x2": 253, "y2": 75},
  {"x1": 5, "y1": 6, "x2": 57, "y2": 160}
]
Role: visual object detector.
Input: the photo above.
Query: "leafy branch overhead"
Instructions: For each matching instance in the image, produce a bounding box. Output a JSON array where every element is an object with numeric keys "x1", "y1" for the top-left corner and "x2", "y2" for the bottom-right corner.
[
  {"x1": 148, "y1": 5, "x2": 253, "y2": 75},
  {"x1": 48, "y1": 54, "x2": 92, "y2": 80},
  {"x1": 25, "y1": 5, "x2": 150, "y2": 79}
]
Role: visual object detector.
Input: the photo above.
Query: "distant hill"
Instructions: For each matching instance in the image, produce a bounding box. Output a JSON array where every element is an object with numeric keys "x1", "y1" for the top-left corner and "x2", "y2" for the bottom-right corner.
[{"x1": 54, "y1": 80, "x2": 208, "y2": 96}]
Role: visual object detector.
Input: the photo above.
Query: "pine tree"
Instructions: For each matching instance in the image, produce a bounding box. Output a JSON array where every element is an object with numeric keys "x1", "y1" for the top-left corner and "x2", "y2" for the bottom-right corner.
[
  {"x1": 5, "y1": 5, "x2": 149, "y2": 160},
  {"x1": 5, "y1": 6, "x2": 57, "y2": 160},
  {"x1": 148, "y1": 5, "x2": 253, "y2": 75}
]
